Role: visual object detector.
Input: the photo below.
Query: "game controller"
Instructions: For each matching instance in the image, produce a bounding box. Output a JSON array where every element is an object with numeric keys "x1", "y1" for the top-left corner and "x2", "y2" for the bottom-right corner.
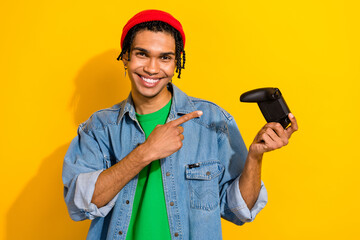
[{"x1": 240, "y1": 88, "x2": 291, "y2": 128}]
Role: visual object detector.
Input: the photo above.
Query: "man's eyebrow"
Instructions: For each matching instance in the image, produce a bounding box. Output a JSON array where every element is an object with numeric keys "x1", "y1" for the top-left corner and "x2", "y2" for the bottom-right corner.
[
  {"x1": 132, "y1": 47, "x2": 175, "y2": 56},
  {"x1": 132, "y1": 47, "x2": 149, "y2": 53},
  {"x1": 160, "y1": 52, "x2": 175, "y2": 56}
]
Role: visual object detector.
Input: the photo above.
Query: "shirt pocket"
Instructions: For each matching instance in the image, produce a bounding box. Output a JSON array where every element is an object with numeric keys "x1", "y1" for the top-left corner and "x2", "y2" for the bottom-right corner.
[{"x1": 185, "y1": 160, "x2": 225, "y2": 211}]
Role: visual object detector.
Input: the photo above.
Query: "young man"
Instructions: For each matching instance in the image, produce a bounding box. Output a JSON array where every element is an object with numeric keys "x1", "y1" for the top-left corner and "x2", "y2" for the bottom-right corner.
[{"x1": 62, "y1": 10, "x2": 298, "y2": 240}]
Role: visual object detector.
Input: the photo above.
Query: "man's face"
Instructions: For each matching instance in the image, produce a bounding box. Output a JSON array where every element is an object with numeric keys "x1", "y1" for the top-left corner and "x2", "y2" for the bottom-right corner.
[{"x1": 123, "y1": 30, "x2": 176, "y2": 101}]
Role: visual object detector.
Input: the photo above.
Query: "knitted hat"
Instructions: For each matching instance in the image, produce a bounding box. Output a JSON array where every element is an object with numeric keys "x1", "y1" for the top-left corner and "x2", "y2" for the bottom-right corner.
[{"x1": 121, "y1": 9, "x2": 186, "y2": 49}]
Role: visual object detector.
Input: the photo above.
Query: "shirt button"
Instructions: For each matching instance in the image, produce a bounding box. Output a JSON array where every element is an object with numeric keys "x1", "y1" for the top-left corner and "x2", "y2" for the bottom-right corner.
[
  {"x1": 175, "y1": 232, "x2": 179, "y2": 237},
  {"x1": 170, "y1": 201, "x2": 174, "y2": 206},
  {"x1": 119, "y1": 231, "x2": 123, "y2": 235},
  {"x1": 126, "y1": 200, "x2": 129, "y2": 204},
  {"x1": 206, "y1": 171, "x2": 211, "y2": 176},
  {"x1": 166, "y1": 172, "x2": 170, "y2": 176}
]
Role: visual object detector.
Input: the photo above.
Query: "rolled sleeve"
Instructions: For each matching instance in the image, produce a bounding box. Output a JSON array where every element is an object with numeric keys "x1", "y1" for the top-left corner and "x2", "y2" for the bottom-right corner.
[
  {"x1": 74, "y1": 170, "x2": 119, "y2": 220},
  {"x1": 62, "y1": 123, "x2": 117, "y2": 221},
  {"x1": 226, "y1": 176, "x2": 268, "y2": 222}
]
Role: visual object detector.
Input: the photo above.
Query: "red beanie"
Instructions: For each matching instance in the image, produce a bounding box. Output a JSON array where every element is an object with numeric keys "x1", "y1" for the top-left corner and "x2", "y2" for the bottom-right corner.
[{"x1": 121, "y1": 9, "x2": 186, "y2": 49}]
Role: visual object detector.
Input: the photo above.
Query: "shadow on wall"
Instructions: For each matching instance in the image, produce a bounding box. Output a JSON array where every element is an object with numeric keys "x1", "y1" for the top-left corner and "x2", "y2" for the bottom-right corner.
[{"x1": 6, "y1": 49, "x2": 131, "y2": 239}]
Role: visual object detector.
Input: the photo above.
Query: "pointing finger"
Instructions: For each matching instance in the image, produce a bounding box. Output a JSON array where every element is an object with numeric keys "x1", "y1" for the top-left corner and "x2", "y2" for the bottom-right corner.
[{"x1": 170, "y1": 111, "x2": 203, "y2": 126}]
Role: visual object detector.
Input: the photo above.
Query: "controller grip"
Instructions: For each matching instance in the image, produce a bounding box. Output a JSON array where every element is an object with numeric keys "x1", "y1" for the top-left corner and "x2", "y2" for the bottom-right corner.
[{"x1": 240, "y1": 88, "x2": 291, "y2": 128}]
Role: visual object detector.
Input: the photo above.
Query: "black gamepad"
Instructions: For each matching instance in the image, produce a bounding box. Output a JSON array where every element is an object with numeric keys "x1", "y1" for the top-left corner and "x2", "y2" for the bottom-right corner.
[{"x1": 240, "y1": 88, "x2": 291, "y2": 129}]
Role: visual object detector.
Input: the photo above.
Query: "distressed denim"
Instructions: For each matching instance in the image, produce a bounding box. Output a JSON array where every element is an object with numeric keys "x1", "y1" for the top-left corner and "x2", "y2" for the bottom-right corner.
[{"x1": 62, "y1": 83, "x2": 267, "y2": 240}]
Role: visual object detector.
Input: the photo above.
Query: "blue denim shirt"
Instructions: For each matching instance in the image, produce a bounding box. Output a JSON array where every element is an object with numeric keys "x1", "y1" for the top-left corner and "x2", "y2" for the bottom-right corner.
[{"x1": 62, "y1": 83, "x2": 268, "y2": 240}]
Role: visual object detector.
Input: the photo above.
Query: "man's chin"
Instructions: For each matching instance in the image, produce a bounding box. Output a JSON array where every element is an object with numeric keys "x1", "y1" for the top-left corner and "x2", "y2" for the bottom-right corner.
[{"x1": 132, "y1": 87, "x2": 165, "y2": 100}]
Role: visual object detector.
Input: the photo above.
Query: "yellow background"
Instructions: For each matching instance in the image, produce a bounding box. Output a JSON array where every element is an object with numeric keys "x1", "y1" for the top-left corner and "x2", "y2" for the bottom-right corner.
[{"x1": 1, "y1": 0, "x2": 359, "y2": 239}]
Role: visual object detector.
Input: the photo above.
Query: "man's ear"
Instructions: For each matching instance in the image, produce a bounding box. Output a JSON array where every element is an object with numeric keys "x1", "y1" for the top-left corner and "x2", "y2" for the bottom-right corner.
[{"x1": 122, "y1": 52, "x2": 129, "y2": 66}]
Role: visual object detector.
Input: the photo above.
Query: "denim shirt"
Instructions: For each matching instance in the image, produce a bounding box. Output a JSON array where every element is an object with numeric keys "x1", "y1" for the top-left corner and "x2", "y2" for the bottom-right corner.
[{"x1": 62, "y1": 83, "x2": 268, "y2": 240}]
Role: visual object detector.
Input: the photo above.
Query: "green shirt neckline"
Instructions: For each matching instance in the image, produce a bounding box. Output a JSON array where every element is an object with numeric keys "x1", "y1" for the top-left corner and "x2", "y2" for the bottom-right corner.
[{"x1": 135, "y1": 100, "x2": 172, "y2": 122}]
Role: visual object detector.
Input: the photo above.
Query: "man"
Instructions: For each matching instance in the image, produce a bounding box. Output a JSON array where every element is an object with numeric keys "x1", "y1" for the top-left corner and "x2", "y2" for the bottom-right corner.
[{"x1": 62, "y1": 10, "x2": 298, "y2": 240}]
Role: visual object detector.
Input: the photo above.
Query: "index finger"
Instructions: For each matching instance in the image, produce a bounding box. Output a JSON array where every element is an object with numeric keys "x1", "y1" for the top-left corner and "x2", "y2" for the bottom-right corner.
[
  {"x1": 285, "y1": 113, "x2": 298, "y2": 138},
  {"x1": 170, "y1": 111, "x2": 203, "y2": 126}
]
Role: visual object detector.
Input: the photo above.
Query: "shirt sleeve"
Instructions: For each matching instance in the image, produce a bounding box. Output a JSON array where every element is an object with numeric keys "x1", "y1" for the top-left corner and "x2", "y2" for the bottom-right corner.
[
  {"x1": 218, "y1": 117, "x2": 268, "y2": 225},
  {"x1": 62, "y1": 124, "x2": 118, "y2": 221},
  {"x1": 226, "y1": 176, "x2": 268, "y2": 223}
]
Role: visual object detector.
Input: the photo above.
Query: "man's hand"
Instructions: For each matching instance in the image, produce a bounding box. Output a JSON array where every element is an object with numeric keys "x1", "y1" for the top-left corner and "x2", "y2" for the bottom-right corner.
[
  {"x1": 140, "y1": 110, "x2": 203, "y2": 163},
  {"x1": 248, "y1": 113, "x2": 298, "y2": 159}
]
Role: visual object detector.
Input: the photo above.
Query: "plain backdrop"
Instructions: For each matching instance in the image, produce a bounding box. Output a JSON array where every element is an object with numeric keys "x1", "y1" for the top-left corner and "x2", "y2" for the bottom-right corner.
[{"x1": 1, "y1": 0, "x2": 359, "y2": 239}]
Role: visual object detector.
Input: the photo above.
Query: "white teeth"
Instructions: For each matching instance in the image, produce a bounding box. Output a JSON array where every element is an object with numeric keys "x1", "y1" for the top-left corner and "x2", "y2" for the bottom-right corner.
[{"x1": 141, "y1": 76, "x2": 160, "y2": 83}]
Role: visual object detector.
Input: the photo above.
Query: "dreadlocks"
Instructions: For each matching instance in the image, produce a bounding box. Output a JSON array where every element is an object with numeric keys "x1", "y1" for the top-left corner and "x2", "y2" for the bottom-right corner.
[{"x1": 117, "y1": 21, "x2": 186, "y2": 78}]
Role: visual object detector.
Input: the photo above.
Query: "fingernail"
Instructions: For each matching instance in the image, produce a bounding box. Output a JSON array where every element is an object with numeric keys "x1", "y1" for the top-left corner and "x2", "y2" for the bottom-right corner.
[
  {"x1": 198, "y1": 111, "x2": 203, "y2": 116},
  {"x1": 289, "y1": 113, "x2": 294, "y2": 118}
]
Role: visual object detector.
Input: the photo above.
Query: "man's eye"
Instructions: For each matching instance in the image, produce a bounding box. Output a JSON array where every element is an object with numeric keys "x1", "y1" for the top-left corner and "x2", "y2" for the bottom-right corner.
[
  {"x1": 161, "y1": 56, "x2": 172, "y2": 60},
  {"x1": 136, "y1": 52, "x2": 146, "y2": 57}
]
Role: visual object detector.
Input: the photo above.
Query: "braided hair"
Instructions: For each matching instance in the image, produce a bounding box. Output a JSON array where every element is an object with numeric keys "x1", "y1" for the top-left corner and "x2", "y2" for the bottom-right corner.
[{"x1": 117, "y1": 21, "x2": 186, "y2": 78}]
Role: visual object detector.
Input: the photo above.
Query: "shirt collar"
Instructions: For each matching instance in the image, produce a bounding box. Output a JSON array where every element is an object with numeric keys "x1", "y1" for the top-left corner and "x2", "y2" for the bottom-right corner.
[{"x1": 117, "y1": 83, "x2": 196, "y2": 124}]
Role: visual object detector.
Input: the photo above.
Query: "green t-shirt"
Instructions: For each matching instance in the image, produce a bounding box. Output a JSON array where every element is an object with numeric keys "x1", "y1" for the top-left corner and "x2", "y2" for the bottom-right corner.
[{"x1": 125, "y1": 99, "x2": 172, "y2": 240}]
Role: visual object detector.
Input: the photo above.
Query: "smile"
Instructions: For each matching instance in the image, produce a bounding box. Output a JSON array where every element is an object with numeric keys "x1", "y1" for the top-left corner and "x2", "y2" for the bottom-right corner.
[{"x1": 141, "y1": 76, "x2": 160, "y2": 83}]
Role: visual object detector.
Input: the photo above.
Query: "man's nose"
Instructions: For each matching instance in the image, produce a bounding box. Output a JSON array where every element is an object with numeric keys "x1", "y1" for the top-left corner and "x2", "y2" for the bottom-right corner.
[{"x1": 143, "y1": 58, "x2": 160, "y2": 75}]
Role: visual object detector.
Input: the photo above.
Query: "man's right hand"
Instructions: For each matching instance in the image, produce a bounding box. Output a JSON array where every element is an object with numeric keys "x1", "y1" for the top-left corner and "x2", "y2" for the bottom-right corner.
[
  {"x1": 140, "y1": 110, "x2": 203, "y2": 162},
  {"x1": 91, "y1": 110, "x2": 203, "y2": 207}
]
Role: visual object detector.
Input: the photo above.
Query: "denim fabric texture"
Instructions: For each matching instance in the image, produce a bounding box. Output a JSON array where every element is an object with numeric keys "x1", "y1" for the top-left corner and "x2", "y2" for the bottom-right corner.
[{"x1": 62, "y1": 83, "x2": 268, "y2": 240}]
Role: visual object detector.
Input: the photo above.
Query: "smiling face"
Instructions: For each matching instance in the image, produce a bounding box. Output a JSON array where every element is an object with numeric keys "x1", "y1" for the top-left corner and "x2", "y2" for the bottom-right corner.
[{"x1": 122, "y1": 29, "x2": 176, "y2": 107}]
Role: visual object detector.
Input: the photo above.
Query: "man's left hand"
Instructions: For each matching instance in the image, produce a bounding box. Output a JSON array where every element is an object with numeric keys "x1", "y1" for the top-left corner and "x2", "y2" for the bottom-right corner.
[{"x1": 248, "y1": 113, "x2": 298, "y2": 159}]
